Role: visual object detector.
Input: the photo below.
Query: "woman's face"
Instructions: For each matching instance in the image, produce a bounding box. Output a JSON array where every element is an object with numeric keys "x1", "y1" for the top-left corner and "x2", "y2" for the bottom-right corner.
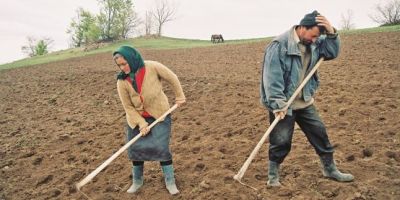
[{"x1": 115, "y1": 56, "x2": 131, "y2": 74}]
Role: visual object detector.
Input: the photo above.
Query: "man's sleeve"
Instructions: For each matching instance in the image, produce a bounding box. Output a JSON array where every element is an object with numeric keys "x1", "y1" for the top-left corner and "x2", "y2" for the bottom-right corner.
[
  {"x1": 262, "y1": 42, "x2": 288, "y2": 112},
  {"x1": 318, "y1": 28, "x2": 340, "y2": 60}
]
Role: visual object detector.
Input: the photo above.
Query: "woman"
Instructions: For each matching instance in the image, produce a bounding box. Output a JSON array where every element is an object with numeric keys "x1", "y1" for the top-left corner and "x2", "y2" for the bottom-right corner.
[{"x1": 113, "y1": 46, "x2": 185, "y2": 195}]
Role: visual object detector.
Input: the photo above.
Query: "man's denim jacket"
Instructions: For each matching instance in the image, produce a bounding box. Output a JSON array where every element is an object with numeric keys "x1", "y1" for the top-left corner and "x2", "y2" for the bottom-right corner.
[{"x1": 260, "y1": 26, "x2": 340, "y2": 116}]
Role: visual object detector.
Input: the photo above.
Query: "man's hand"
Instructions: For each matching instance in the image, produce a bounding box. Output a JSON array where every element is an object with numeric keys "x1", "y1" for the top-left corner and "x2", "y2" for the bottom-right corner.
[
  {"x1": 316, "y1": 15, "x2": 334, "y2": 34},
  {"x1": 176, "y1": 99, "x2": 186, "y2": 107},
  {"x1": 274, "y1": 110, "x2": 287, "y2": 120},
  {"x1": 140, "y1": 126, "x2": 150, "y2": 136}
]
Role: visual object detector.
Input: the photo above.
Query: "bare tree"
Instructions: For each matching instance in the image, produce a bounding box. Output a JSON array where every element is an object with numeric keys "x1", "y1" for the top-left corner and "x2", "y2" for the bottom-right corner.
[
  {"x1": 118, "y1": 7, "x2": 142, "y2": 39},
  {"x1": 152, "y1": 0, "x2": 177, "y2": 36},
  {"x1": 144, "y1": 11, "x2": 154, "y2": 36},
  {"x1": 369, "y1": 0, "x2": 400, "y2": 26},
  {"x1": 340, "y1": 9, "x2": 356, "y2": 30},
  {"x1": 21, "y1": 37, "x2": 37, "y2": 57}
]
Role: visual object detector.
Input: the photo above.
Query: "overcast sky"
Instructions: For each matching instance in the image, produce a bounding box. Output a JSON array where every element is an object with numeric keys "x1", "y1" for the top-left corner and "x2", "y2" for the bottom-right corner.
[{"x1": 0, "y1": 0, "x2": 386, "y2": 64}]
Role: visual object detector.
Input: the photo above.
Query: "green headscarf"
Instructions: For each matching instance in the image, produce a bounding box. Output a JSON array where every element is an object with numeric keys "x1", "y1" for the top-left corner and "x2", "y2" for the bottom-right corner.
[{"x1": 113, "y1": 46, "x2": 145, "y2": 91}]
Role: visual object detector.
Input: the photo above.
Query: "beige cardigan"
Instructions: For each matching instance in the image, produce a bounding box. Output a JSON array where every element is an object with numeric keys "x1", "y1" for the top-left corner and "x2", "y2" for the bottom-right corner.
[{"x1": 117, "y1": 60, "x2": 185, "y2": 129}]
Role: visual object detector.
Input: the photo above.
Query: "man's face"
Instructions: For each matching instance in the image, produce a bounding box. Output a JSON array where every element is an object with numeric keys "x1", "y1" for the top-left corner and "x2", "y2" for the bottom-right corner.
[{"x1": 298, "y1": 26, "x2": 321, "y2": 45}]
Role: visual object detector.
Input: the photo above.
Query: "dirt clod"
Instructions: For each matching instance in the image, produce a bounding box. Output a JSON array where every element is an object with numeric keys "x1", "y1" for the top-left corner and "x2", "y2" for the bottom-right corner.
[{"x1": 362, "y1": 148, "x2": 373, "y2": 158}]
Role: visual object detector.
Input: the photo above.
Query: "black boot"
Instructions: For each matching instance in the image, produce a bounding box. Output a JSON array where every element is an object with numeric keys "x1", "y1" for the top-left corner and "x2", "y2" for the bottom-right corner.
[
  {"x1": 267, "y1": 161, "x2": 281, "y2": 186},
  {"x1": 320, "y1": 155, "x2": 354, "y2": 182}
]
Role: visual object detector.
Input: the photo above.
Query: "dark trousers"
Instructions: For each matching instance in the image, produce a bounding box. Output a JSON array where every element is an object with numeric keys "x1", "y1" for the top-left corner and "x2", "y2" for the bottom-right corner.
[
  {"x1": 132, "y1": 160, "x2": 172, "y2": 166},
  {"x1": 268, "y1": 105, "x2": 334, "y2": 164}
]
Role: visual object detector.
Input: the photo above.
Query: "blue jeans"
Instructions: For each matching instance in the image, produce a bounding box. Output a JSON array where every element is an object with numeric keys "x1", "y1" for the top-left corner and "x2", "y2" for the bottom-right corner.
[{"x1": 268, "y1": 105, "x2": 334, "y2": 163}]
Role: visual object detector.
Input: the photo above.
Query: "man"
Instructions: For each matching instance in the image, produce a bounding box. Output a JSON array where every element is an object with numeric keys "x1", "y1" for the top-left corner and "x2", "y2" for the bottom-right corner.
[{"x1": 260, "y1": 10, "x2": 354, "y2": 186}]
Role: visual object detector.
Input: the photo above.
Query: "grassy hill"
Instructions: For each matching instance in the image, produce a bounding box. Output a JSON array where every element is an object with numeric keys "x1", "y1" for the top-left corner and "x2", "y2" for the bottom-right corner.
[
  {"x1": 0, "y1": 37, "x2": 270, "y2": 70},
  {"x1": 1, "y1": 25, "x2": 399, "y2": 70}
]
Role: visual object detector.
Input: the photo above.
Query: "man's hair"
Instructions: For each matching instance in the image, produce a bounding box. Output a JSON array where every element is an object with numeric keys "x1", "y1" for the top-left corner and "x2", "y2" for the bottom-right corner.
[{"x1": 303, "y1": 25, "x2": 327, "y2": 35}]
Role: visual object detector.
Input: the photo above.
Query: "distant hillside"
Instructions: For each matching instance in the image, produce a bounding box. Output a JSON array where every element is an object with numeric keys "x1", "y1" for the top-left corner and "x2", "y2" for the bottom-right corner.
[{"x1": 1, "y1": 25, "x2": 399, "y2": 70}]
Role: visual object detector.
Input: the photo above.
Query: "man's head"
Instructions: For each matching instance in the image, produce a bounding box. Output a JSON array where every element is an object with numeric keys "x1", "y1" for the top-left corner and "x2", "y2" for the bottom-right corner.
[{"x1": 297, "y1": 10, "x2": 326, "y2": 45}]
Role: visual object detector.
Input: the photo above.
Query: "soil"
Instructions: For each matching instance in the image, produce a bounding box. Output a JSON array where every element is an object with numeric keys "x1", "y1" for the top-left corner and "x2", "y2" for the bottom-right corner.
[{"x1": 1, "y1": 31, "x2": 399, "y2": 200}]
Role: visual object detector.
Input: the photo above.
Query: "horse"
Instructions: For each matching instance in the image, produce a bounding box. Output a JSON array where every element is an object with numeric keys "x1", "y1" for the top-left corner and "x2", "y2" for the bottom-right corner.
[{"x1": 211, "y1": 34, "x2": 224, "y2": 43}]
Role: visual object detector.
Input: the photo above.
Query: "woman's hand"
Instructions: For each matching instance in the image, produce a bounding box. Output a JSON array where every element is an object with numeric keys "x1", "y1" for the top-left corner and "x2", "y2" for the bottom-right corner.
[
  {"x1": 140, "y1": 126, "x2": 150, "y2": 136},
  {"x1": 176, "y1": 99, "x2": 186, "y2": 107}
]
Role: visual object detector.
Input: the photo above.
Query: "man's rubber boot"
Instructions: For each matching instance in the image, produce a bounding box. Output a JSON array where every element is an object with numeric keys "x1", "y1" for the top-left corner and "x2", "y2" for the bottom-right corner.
[
  {"x1": 320, "y1": 155, "x2": 354, "y2": 182},
  {"x1": 267, "y1": 160, "x2": 282, "y2": 187}
]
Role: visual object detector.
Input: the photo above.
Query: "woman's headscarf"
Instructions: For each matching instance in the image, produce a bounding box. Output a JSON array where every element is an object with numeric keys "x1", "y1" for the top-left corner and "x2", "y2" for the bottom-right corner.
[
  {"x1": 113, "y1": 46, "x2": 145, "y2": 80},
  {"x1": 113, "y1": 46, "x2": 145, "y2": 92}
]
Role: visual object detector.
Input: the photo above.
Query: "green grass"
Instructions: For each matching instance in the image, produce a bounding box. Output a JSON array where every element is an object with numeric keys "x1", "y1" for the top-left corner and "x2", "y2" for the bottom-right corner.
[
  {"x1": 1, "y1": 25, "x2": 399, "y2": 70},
  {"x1": 0, "y1": 36, "x2": 272, "y2": 70}
]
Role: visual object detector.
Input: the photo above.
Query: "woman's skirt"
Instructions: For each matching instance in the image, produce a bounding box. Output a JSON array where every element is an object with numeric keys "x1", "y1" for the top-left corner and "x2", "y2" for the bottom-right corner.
[{"x1": 125, "y1": 114, "x2": 172, "y2": 161}]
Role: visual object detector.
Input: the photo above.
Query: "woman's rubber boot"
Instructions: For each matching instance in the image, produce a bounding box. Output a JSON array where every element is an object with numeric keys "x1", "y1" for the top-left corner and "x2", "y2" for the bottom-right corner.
[
  {"x1": 267, "y1": 161, "x2": 281, "y2": 187},
  {"x1": 320, "y1": 155, "x2": 354, "y2": 182},
  {"x1": 127, "y1": 165, "x2": 144, "y2": 193},
  {"x1": 161, "y1": 164, "x2": 180, "y2": 195}
]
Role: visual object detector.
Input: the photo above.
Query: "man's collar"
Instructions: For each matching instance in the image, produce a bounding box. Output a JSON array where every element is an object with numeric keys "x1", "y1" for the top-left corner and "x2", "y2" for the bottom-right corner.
[
  {"x1": 287, "y1": 26, "x2": 301, "y2": 56},
  {"x1": 293, "y1": 28, "x2": 300, "y2": 44}
]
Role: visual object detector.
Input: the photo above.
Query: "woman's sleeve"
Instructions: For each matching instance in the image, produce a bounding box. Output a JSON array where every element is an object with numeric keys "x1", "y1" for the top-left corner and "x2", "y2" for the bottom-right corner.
[
  {"x1": 154, "y1": 62, "x2": 186, "y2": 101},
  {"x1": 117, "y1": 80, "x2": 148, "y2": 129}
]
